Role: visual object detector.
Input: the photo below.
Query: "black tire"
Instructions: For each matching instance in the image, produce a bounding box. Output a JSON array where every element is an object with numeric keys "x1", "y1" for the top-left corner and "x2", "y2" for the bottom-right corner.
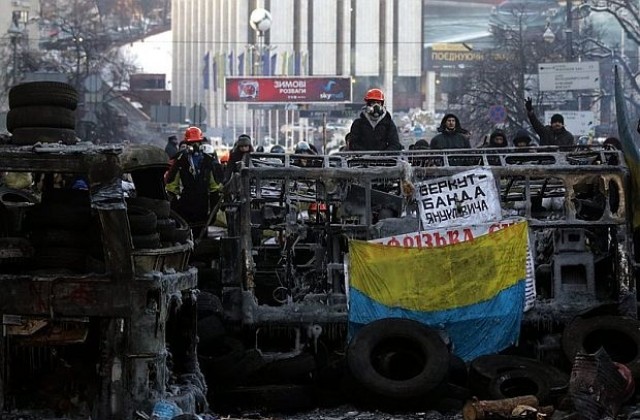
[
  {"x1": 448, "y1": 354, "x2": 468, "y2": 387},
  {"x1": 0, "y1": 187, "x2": 39, "y2": 205},
  {"x1": 7, "y1": 106, "x2": 76, "y2": 133},
  {"x1": 469, "y1": 354, "x2": 569, "y2": 395},
  {"x1": 487, "y1": 369, "x2": 551, "y2": 403},
  {"x1": 11, "y1": 127, "x2": 78, "y2": 145},
  {"x1": 127, "y1": 205, "x2": 158, "y2": 235},
  {"x1": 156, "y1": 217, "x2": 177, "y2": 234},
  {"x1": 347, "y1": 318, "x2": 450, "y2": 399},
  {"x1": 132, "y1": 232, "x2": 161, "y2": 249},
  {"x1": 162, "y1": 210, "x2": 191, "y2": 244},
  {"x1": 562, "y1": 315, "x2": 640, "y2": 379},
  {"x1": 9, "y1": 81, "x2": 78, "y2": 110},
  {"x1": 126, "y1": 196, "x2": 171, "y2": 218}
]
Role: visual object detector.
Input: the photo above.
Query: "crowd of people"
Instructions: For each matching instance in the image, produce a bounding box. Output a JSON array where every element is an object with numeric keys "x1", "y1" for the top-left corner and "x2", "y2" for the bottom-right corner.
[{"x1": 162, "y1": 88, "x2": 626, "y2": 235}]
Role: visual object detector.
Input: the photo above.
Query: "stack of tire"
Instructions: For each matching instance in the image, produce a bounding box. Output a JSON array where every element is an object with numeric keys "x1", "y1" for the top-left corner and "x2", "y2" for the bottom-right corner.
[
  {"x1": 126, "y1": 197, "x2": 191, "y2": 248},
  {"x1": 27, "y1": 189, "x2": 101, "y2": 272},
  {"x1": 6, "y1": 81, "x2": 79, "y2": 145}
]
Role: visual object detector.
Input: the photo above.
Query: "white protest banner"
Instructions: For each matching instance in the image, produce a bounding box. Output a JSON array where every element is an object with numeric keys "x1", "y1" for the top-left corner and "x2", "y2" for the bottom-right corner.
[
  {"x1": 370, "y1": 217, "x2": 536, "y2": 311},
  {"x1": 416, "y1": 168, "x2": 501, "y2": 228}
]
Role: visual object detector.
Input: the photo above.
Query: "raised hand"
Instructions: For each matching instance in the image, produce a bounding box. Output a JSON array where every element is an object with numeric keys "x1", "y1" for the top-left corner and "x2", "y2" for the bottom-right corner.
[{"x1": 525, "y1": 97, "x2": 533, "y2": 113}]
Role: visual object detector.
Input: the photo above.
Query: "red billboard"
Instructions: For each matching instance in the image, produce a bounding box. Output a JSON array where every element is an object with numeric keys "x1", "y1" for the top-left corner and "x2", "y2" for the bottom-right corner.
[{"x1": 225, "y1": 76, "x2": 352, "y2": 103}]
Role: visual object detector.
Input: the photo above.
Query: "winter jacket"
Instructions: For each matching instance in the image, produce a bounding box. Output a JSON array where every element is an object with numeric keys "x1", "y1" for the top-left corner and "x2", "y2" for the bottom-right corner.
[
  {"x1": 165, "y1": 150, "x2": 223, "y2": 225},
  {"x1": 485, "y1": 129, "x2": 508, "y2": 147},
  {"x1": 527, "y1": 112, "x2": 575, "y2": 146},
  {"x1": 430, "y1": 114, "x2": 471, "y2": 150},
  {"x1": 223, "y1": 144, "x2": 254, "y2": 183},
  {"x1": 349, "y1": 109, "x2": 402, "y2": 151}
]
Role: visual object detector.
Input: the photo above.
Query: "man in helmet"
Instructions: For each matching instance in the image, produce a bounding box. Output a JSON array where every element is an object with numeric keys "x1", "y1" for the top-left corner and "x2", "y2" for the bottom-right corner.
[
  {"x1": 349, "y1": 88, "x2": 402, "y2": 151},
  {"x1": 224, "y1": 134, "x2": 254, "y2": 183},
  {"x1": 165, "y1": 126, "x2": 224, "y2": 236},
  {"x1": 270, "y1": 144, "x2": 286, "y2": 154}
]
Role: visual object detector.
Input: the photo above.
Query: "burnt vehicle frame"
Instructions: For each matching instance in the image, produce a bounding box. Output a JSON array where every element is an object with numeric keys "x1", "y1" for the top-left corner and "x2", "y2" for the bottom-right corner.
[
  {"x1": 215, "y1": 146, "x2": 634, "y2": 368},
  {"x1": 0, "y1": 143, "x2": 201, "y2": 419}
]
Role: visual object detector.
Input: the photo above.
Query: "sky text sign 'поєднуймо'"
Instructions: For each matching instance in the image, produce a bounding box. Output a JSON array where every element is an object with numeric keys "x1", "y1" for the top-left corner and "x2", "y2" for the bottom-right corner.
[{"x1": 538, "y1": 61, "x2": 600, "y2": 92}]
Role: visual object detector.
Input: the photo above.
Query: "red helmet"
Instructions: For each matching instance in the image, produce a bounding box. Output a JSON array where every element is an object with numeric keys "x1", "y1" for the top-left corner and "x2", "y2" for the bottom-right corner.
[
  {"x1": 183, "y1": 126, "x2": 203, "y2": 143},
  {"x1": 364, "y1": 88, "x2": 384, "y2": 103}
]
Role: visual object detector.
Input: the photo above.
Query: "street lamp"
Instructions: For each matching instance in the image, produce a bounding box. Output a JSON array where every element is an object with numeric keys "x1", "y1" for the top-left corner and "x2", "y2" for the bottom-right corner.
[
  {"x1": 249, "y1": 8, "x2": 272, "y2": 143},
  {"x1": 249, "y1": 8, "x2": 272, "y2": 76}
]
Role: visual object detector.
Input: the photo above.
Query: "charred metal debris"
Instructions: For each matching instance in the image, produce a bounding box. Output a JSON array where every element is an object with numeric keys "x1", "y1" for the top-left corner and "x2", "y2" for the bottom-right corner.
[{"x1": 0, "y1": 143, "x2": 639, "y2": 418}]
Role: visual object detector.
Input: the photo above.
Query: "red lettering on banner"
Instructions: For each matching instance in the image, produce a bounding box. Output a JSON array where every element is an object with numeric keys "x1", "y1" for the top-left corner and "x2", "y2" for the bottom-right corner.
[
  {"x1": 434, "y1": 233, "x2": 447, "y2": 246},
  {"x1": 489, "y1": 221, "x2": 515, "y2": 233},
  {"x1": 403, "y1": 236, "x2": 415, "y2": 248},
  {"x1": 387, "y1": 237, "x2": 400, "y2": 247},
  {"x1": 463, "y1": 228, "x2": 474, "y2": 241}
]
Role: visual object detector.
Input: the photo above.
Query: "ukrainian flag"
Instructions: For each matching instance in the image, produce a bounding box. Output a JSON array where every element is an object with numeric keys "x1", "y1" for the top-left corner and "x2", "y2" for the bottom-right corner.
[{"x1": 348, "y1": 222, "x2": 528, "y2": 361}]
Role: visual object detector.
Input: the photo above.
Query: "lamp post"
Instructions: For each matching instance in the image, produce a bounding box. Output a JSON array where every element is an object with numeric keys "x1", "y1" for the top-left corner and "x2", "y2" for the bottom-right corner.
[
  {"x1": 249, "y1": 8, "x2": 272, "y2": 145},
  {"x1": 565, "y1": 0, "x2": 573, "y2": 60},
  {"x1": 249, "y1": 8, "x2": 272, "y2": 76}
]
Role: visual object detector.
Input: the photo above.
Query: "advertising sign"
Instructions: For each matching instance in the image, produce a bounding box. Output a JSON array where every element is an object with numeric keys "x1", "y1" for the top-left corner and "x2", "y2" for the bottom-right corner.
[
  {"x1": 425, "y1": 43, "x2": 512, "y2": 70},
  {"x1": 225, "y1": 77, "x2": 352, "y2": 103}
]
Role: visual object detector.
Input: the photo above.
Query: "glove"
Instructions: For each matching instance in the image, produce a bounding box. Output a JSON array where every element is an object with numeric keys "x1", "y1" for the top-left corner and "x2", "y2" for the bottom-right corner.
[{"x1": 525, "y1": 97, "x2": 533, "y2": 113}]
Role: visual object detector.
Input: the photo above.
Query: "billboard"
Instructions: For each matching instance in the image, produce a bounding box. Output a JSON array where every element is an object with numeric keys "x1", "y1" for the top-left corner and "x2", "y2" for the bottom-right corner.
[{"x1": 225, "y1": 77, "x2": 352, "y2": 103}]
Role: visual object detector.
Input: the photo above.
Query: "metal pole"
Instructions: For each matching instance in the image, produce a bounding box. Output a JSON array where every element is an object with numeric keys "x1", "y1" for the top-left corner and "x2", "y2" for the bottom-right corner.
[{"x1": 566, "y1": 0, "x2": 573, "y2": 60}]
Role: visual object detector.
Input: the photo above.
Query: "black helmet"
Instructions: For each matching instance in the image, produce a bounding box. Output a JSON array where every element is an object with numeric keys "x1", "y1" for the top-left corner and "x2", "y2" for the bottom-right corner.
[
  {"x1": 270, "y1": 144, "x2": 286, "y2": 154},
  {"x1": 295, "y1": 142, "x2": 314, "y2": 154}
]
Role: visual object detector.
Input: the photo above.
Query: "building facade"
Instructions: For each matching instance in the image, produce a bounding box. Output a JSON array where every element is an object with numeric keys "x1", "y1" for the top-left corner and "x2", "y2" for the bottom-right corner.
[{"x1": 170, "y1": 0, "x2": 422, "y2": 141}]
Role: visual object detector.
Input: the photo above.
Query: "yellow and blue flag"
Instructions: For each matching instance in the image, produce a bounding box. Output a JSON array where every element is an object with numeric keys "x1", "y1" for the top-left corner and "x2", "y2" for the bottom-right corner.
[{"x1": 348, "y1": 221, "x2": 528, "y2": 361}]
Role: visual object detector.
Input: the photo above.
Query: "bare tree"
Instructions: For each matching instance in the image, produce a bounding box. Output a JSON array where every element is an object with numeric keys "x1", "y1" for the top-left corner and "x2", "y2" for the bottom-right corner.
[
  {"x1": 449, "y1": 9, "x2": 616, "y2": 144},
  {"x1": 587, "y1": 0, "x2": 640, "y2": 111}
]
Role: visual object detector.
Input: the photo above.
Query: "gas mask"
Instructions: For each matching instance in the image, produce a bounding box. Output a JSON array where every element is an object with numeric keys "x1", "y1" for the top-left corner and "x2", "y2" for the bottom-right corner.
[{"x1": 366, "y1": 103, "x2": 384, "y2": 119}]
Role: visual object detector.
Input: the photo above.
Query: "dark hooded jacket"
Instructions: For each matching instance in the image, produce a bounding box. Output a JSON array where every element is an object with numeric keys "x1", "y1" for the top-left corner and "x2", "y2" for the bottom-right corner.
[
  {"x1": 349, "y1": 108, "x2": 402, "y2": 151},
  {"x1": 486, "y1": 129, "x2": 508, "y2": 147},
  {"x1": 430, "y1": 114, "x2": 471, "y2": 149},
  {"x1": 224, "y1": 141, "x2": 254, "y2": 183},
  {"x1": 513, "y1": 129, "x2": 533, "y2": 147},
  {"x1": 527, "y1": 111, "x2": 575, "y2": 146}
]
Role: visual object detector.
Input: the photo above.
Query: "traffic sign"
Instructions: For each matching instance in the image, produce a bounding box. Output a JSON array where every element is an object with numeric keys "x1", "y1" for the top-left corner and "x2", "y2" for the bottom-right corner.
[
  {"x1": 538, "y1": 61, "x2": 600, "y2": 92},
  {"x1": 488, "y1": 105, "x2": 507, "y2": 124},
  {"x1": 188, "y1": 104, "x2": 207, "y2": 124}
]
